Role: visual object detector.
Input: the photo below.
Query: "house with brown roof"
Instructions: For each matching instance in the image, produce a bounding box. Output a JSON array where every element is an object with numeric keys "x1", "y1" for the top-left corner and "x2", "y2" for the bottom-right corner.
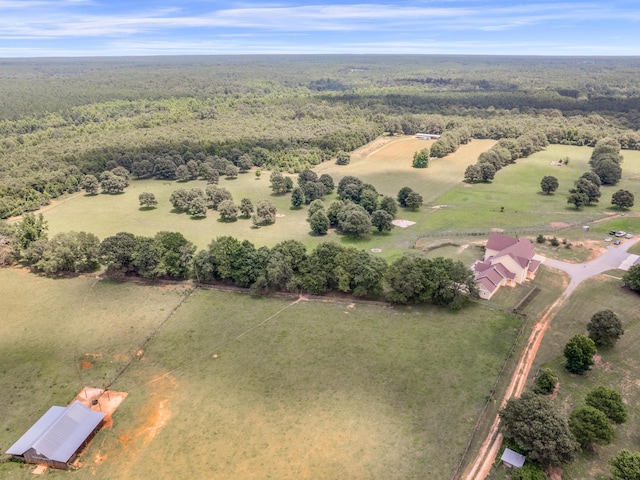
[{"x1": 473, "y1": 233, "x2": 540, "y2": 299}]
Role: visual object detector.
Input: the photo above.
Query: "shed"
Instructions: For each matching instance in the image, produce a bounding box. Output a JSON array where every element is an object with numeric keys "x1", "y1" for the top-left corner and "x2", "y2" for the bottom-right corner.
[
  {"x1": 6, "y1": 401, "x2": 105, "y2": 470},
  {"x1": 501, "y1": 448, "x2": 526, "y2": 468}
]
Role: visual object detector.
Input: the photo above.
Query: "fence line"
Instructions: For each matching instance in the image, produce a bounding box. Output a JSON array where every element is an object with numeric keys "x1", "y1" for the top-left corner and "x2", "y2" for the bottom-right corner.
[{"x1": 449, "y1": 309, "x2": 531, "y2": 480}]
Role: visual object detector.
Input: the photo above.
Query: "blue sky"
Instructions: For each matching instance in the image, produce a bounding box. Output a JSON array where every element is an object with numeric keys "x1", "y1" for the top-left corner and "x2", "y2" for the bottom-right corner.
[{"x1": 1, "y1": 0, "x2": 639, "y2": 57}]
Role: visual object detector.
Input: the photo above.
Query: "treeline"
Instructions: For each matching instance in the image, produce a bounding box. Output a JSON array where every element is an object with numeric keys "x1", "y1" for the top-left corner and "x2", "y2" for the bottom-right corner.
[
  {"x1": 1, "y1": 216, "x2": 478, "y2": 309},
  {"x1": 4, "y1": 57, "x2": 640, "y2": 220}
]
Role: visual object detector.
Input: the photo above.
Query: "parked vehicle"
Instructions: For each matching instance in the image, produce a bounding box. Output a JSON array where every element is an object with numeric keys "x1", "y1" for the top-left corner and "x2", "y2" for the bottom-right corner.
[
  {"x1": 605, "y1": 237, "x2": 613, "y2": 242},
  {"x1": 625, "y1": 233, "x2": 633, "y2": 239},
  {"x1": 614, "y1": 239, "x2": 621, "y2": 245}
]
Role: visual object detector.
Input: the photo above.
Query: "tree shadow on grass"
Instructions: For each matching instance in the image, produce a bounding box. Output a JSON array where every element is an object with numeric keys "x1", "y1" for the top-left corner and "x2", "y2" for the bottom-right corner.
[{"x1": 138, "y1": 206, "x2": 157, "y2": 212}]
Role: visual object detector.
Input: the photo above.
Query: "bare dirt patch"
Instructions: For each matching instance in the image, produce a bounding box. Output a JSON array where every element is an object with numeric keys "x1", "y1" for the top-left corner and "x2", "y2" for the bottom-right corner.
[
  {"x1": 80, "y1": 360, "x2": 93, "y2": 370},
  {"x1": 392, "y1": 219, "x2": 416, "y2": 228},
  {"x1": 490, "y1": 228, "x2": 504, "y2": 233},
  {"x1": 593, "y1": 354, "x2": 612, "y2": 372},
  {"x1": 550, "y1": 222, "x2": 571, "y2": 229},
  {"x1": 73, "y1": 386, "x2": 128, "y2": 429}
]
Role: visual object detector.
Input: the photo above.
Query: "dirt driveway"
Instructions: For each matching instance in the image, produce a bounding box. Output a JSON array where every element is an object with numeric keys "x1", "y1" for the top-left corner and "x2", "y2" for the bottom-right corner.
[{"x1": 461, "y1": 236, "x2": 640, "y2": 480}]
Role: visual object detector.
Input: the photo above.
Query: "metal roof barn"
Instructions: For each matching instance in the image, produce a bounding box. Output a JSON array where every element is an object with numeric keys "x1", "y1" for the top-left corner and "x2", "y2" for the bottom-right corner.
[{"x1": 6, "y1": 401, "x2": 105, "y2": 470}]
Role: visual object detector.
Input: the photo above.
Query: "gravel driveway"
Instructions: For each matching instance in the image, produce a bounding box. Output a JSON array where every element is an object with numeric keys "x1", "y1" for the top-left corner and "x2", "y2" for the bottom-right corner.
[{"x1": 541, "y1": 237, "x2": 640, "y2": 295}]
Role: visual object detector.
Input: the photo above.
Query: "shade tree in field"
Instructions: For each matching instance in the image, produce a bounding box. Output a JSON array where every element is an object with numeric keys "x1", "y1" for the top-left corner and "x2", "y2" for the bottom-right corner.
[
  {"x1": 337, "y1": 203, "x2": 372, "y2": 238},
  {"x1": 379, "y1": 196, "x2": 398, "y2": 218},
  {"x1": 479, "y1": 162, "x2": 496, "y2": 182},
  {"x1": 359, "y1": 188, "x2": 380, "y2": 214},
  {"x1": 570, "y1": 177, "x2": 600, "y2": 205},
  {"x1": 564, "y1": 334, "x2": 596, "y2": 374},
  {"x1": 82, "y1": 174, "x2": 100, "y2": 195},
  {"x1": 290, "y1": 187, "x2": 304, "y2": 208},
  {"x1": 500, "y1": 391, "x2": 580, "y2": 466},
  {"x1": 270, "y1": 171, "x2": 290, "y2": 194},
  {"x1": 580, "y1": 171, "x2": 601, "y2": 186},
  {"x1": 412, "y1": 147, "x2": 429, "y2": 168},
  {"x1": 337, "y1": 175, "x2": 363, "y2": 203},
  {"x1": 201, "y1": 164, "x2": 219, "y2": 184},
  {"x1": 609, "y1": 450, "x2": 640, "y2": 479},
  {"x1": 404, "y1": 191, "x2": 423, "y2": 211},
  {"x1": 99, "y1": 171, "x2": 127, "y2": 194},
  {"x1": 188, "y1": 197, "x2": 207, "y2": 218},
  {"x1": 206, "y1": 186, "x2": 233, "y2": 210},
  {"x1": 587, "y1": 310, "x2": 623, "y2": 348},
  {"x1": 225, "y1": 164, "x2": 239, "y2": 179},
  {"x1": 622, "y1": 264, "x2": 640, "y2": 293},
  {"x1": 239, "y1": 198, "x2": 253, "y2": 218},
  {"x1": 397, "y1": 186, "x2": 414, "y2": 207},
  {"x1": 569, "y1": 406, "x2": 614, "y2": 449},
  {"x1": 567, "y1": 192, "x2": 589, "y2": 210},
  {"x1": 611, "y1": 189, "x2": 634, "y2": 209},
  {"x1": 217, "y1": 200, "x2": 239, "y2": 222},
  {"x1": 319, "y1": 174, "x2": 334, "y2": 192},
  {"x1": 307, "y1": 199, "x2": 325, "y2": 219},
  {"x1": 302, "y1": 180, "x2": 327, "y2": 204},
  {"x1": 252, "y1": 200, "x2": 277, "y2": 226},
  {"x1": 237, "y1": 154, "x2": 253, "y2": 172},
  {"x1": 138, "y1": 192, "x2": 157, "y2": 209},
  {"x1": 585, "y1": 387, "x2": 627, "y2": 424},
  {"x1": 371, "y1": 210, "x2": 394, "y2": 233},
  {"x1": 540, "y1": 175, "x2": 559, "y2": 194},
  {"x1": 309, "y1": 210, "x2": 330, "y2": 235},
  {"x1": 464, "y1": 164, "x2": 483, "y2": 183},
  {"x1": 326, "y1": 200, "x2": 345, "y2": 227}
]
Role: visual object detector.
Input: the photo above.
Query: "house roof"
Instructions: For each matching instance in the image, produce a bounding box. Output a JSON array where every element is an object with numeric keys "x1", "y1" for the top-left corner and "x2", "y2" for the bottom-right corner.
[
  {"x1": 6, "y1": 401, "x2": 105, "y2": 463},
  {"x1": 501, "y1": 448, "x2": 526, "y2": 467},
  {"x1": 477, "y1": 276, "x2": 500, "y2": 294},
  {"x1": 486, "y1": 233, "x2": 519, "y2": 252}
]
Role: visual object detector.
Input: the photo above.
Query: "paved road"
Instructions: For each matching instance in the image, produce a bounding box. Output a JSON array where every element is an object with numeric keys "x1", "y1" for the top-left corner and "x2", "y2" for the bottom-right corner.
[{"x1": 542, "y1": 236, "x2": 640, "y2": 295}]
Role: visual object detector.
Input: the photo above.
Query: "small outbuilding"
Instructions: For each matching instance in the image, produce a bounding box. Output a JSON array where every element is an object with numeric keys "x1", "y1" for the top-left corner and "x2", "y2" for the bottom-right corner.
[
  {"x1": 6, "y1": 401, "x2": 105, "y2": 470},
  {"x1": 501, "y1": 448, "x2": 526, "y2": 468}
]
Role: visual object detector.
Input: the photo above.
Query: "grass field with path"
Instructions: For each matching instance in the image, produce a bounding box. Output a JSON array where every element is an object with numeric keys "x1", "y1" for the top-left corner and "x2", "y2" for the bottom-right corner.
[{"x1": 0, "y1": 273, "x2": 521, "y2": 479}]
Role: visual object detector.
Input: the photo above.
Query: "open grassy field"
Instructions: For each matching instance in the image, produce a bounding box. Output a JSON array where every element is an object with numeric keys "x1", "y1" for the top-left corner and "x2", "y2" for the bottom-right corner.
[
  {"x1": 30, "y1": 135, "x2": 496, "y2": 260},
  {"x1": 489, "y1": 275, "x2": 640, "y2": 479},
  {"x1": 421, "y1": 145, "x2": 640, "y2": 236},
  {"x1": 31, "y1": 141, "x2": 639, "y2": 264},
  {"x1": 0, "y1": 270, "x2": 522, "y2": 479}
]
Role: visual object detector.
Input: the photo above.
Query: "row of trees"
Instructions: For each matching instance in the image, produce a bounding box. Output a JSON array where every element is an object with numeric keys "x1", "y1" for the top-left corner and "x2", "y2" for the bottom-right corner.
[
  {"x1": 464, "y1": 132, "x2": 549, "y2": 183},
  {"x1": 4, "y1": 215, "x2": 478, "y2": 308}
]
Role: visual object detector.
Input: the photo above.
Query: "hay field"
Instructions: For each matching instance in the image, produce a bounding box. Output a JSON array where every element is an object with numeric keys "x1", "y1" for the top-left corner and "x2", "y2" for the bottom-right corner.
[{"x1": 0, "y1": 273, "x2": 521, "y2": 480}]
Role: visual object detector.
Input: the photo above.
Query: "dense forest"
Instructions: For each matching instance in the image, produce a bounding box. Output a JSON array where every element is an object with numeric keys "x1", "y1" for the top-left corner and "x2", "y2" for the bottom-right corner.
[{"x1": 2, "y1": 55, "x2": 640, "y2": 218}]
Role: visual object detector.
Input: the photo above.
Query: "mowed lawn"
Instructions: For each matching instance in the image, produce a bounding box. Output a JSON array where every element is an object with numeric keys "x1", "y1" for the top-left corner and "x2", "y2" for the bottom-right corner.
[
  {"x1": 424, "y1": 145, "x2": 640, "y2": 234},
  {"x1": 0, "y1": 278, "x2": 522, "y2": 480}
]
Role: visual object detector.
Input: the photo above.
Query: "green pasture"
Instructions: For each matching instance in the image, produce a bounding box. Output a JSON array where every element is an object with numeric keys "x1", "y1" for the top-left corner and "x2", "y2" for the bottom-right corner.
[
  {"x1": 35, "y1": 136, "x2": 496, "y2": 259},
  {"x1": 0, "y1": 271, "x2": 522, "y2": 480},
  {"x1": 490, "y1": 276, "x2": 640, "y2": 479},
  {"x1": 33, "y1": 142, "x2": 639, "y2": 264},
  {"x1": 422, "y1": 145, "x2": 640, "y2": 235},
  {"x1": 0, "y1": 270, "x2": 191, "y2": 477}
]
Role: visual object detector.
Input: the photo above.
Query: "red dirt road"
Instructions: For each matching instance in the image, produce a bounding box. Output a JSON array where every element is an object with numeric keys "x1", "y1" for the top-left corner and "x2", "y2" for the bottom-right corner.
[{"x1": 461, "y1": 291, "x2": 567, "y2": 480}]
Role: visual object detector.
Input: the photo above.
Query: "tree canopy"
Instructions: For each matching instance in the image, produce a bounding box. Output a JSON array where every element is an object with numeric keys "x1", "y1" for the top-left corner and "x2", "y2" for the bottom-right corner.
[
  {"x1": 587, "y1": 309, "x2": 624, "y2": 348},
  {"x1": 500, "y1": 391, "x2": 580, "y2": 466},
  {"x1": 564, "y1": 334, "x2": 597, "y2": 374}
]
